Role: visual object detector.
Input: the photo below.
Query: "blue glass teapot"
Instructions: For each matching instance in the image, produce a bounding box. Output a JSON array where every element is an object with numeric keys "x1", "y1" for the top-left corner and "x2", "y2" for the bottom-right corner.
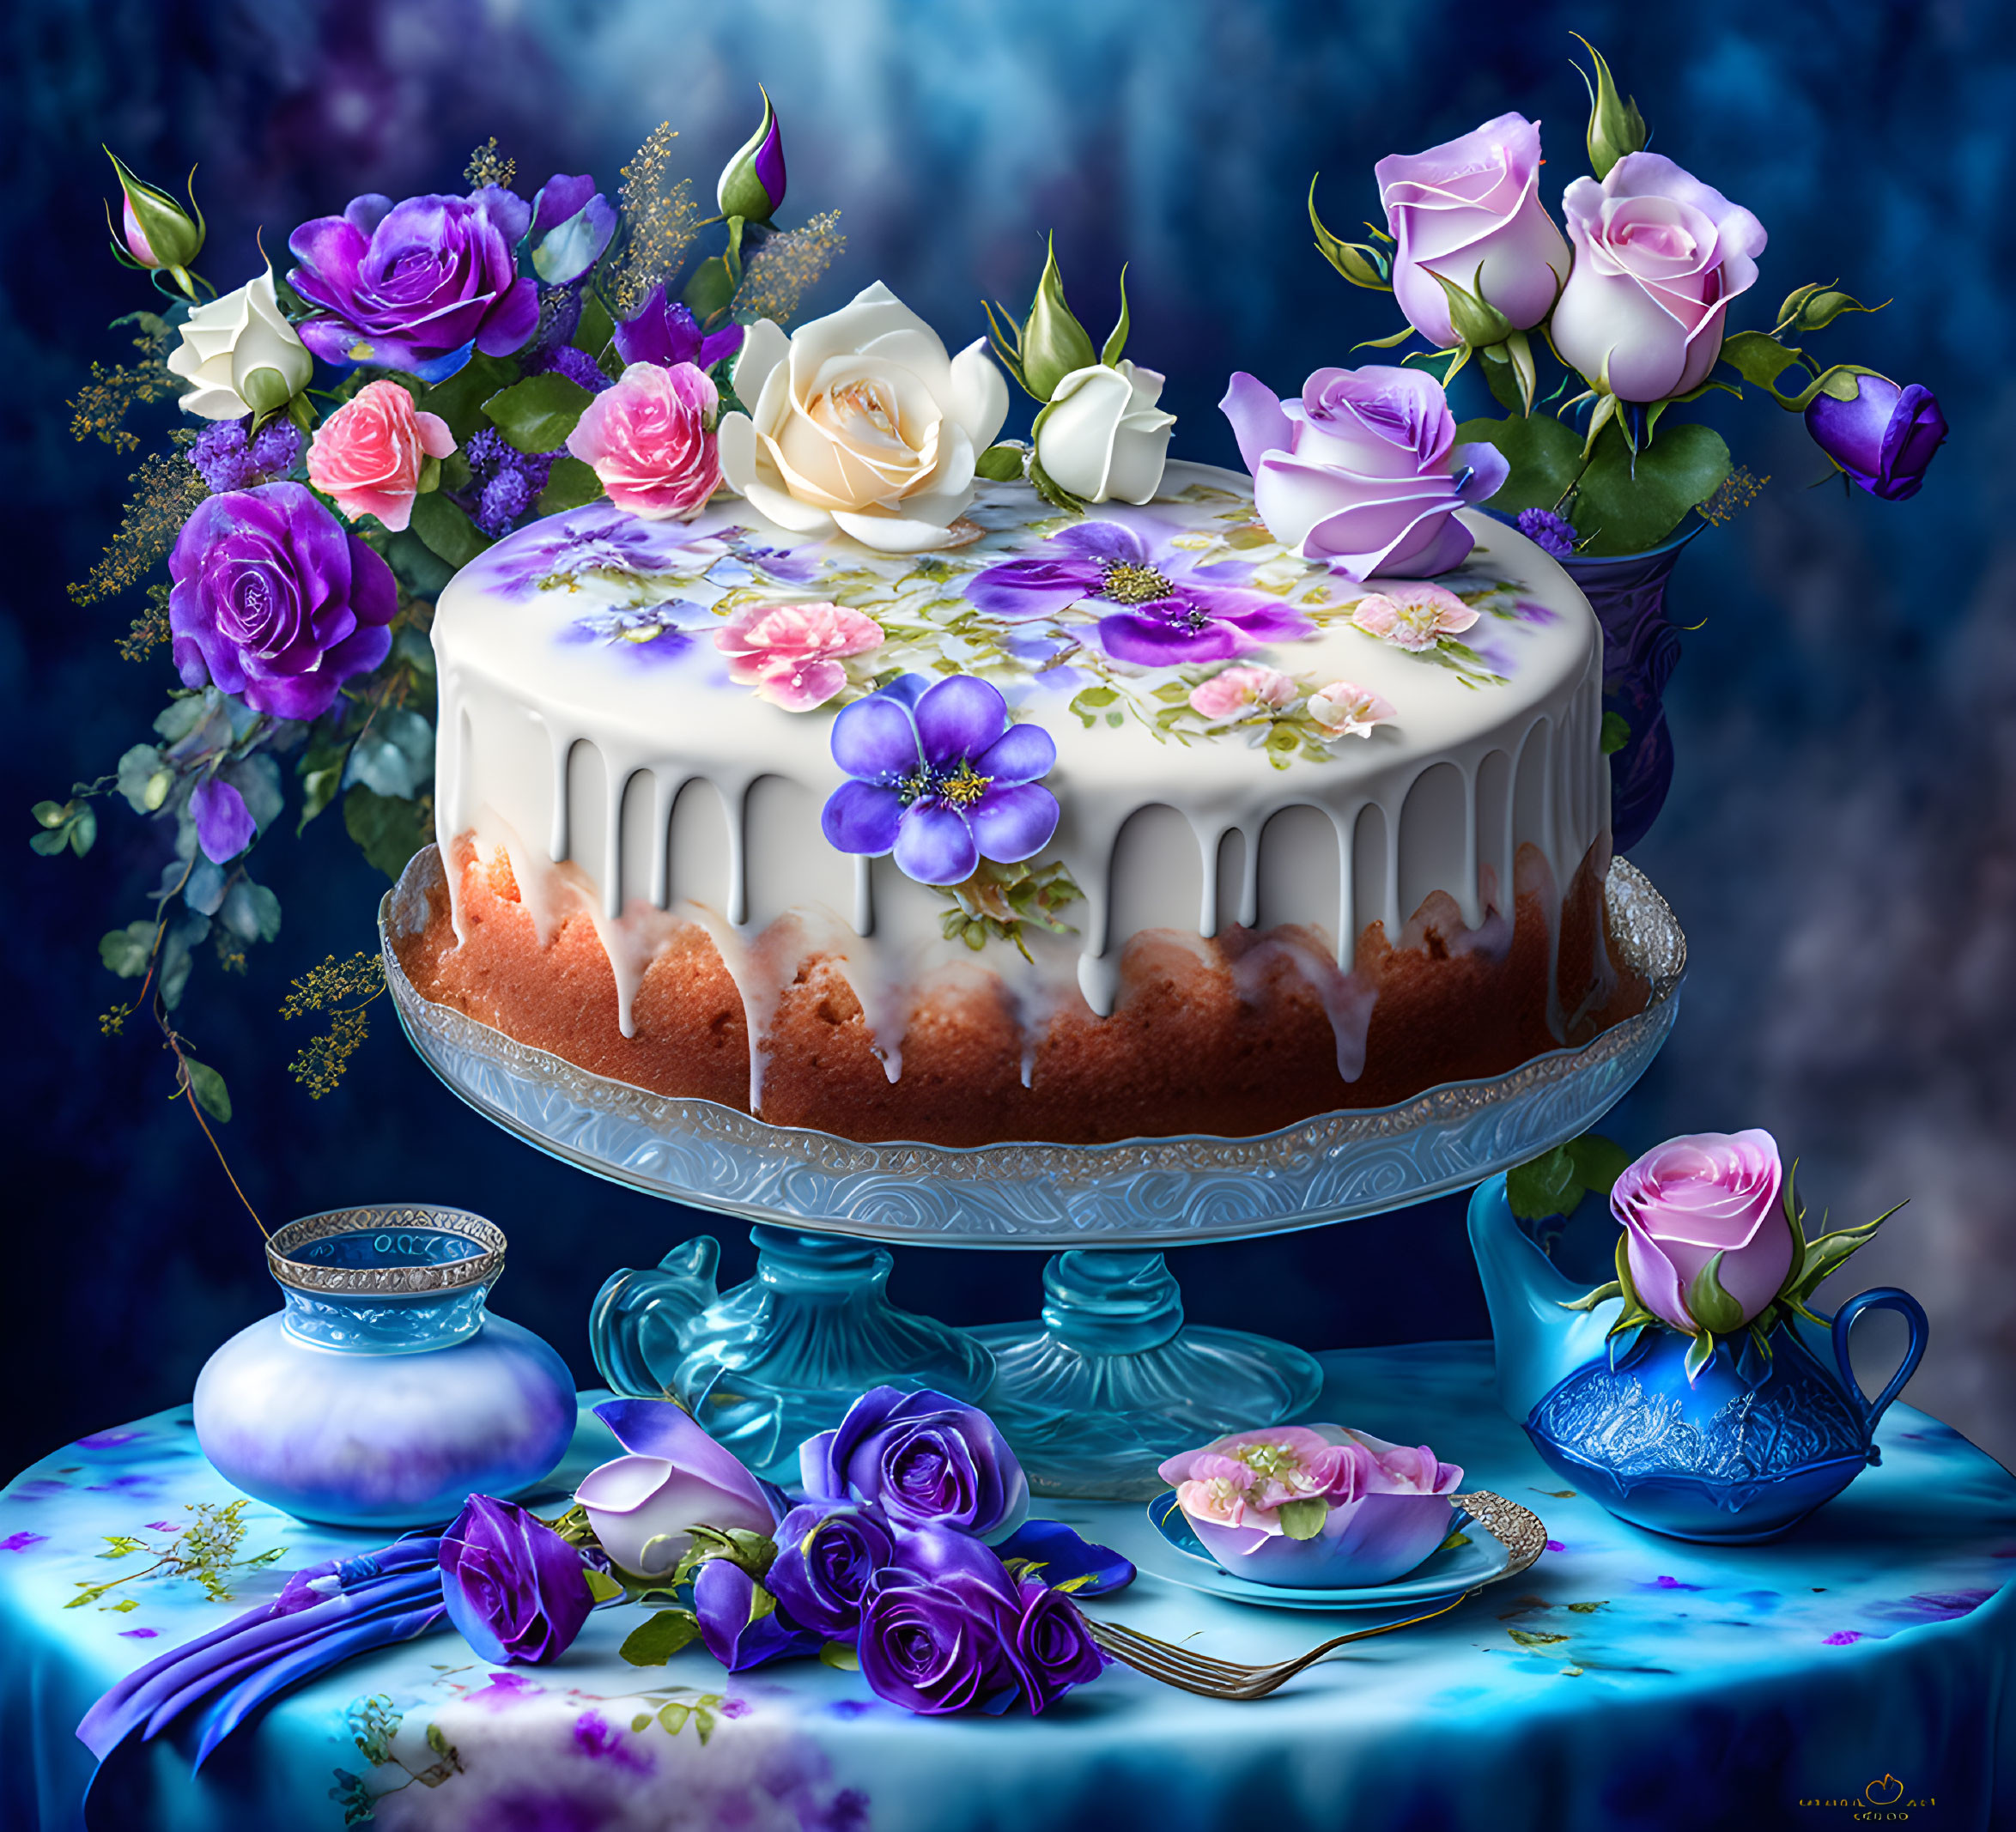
[{"x1": 1468, "y1": 1174, "x2": 1928, "y2": 1543}]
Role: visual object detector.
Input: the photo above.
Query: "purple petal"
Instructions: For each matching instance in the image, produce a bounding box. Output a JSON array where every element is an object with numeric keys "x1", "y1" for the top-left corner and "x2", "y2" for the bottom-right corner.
[
  {"x1": 190, "y1": 779, "x2": 256, "y2": 863},
  {"x1": 474, "y1": 276, "x2": 541, "y2": 357},
  {"x1": 1045, "y1": 520, "x2": 1147, "y2": 567},
  {"x1": 694, "y1": 1561, "x2": 820, "y2": 1671},
  {"x1": 1454, "y1": 441, "x2": 1510, "y2": 505},
  {"x1": 822, "y1": 780, "x2": 904, "y2": 855},
  {"x1": 893, "y1": 805, "x2": 979, "y2": 885},
  {"x1": 914, "y1": 676, "x2": 1008, "y2": 767},
  {"x1": 1182, "y1": 585, "x2": 1315, "y2": 641},
  {"x1": 755, "y1": 118, "x2": 786, "y2": 213},
  {"x1": 530, "y1": 173, "x2": 598, "y2": 240},
  {"x1": 962, "y1": 555, "x2": 1101, "y2": 622},
  {"x1": 968, "y1": 784, "x2": 1060, "y2": 864},
  {"x1": 469, "y1": 183, "x2": 531, "y2": 247},
  {"x1": 591, "y1": 1398, "x2": 776, "y2": 1525},
  {"x1": 973, "y1": 722, "x2": 1055, "y2": 787},
  {"x1": 697, "y1": 322, "x2": 747, "y2": 370},
  {"x1": 1220, "y1": 371, "x2": 1295, "y2": 475},
  {"x1": 1096, "y1": 610, "x2": 1248, "y2": 665},
  {"x1": 831, "y1": 693, "x2": 922, "y2": 781}
]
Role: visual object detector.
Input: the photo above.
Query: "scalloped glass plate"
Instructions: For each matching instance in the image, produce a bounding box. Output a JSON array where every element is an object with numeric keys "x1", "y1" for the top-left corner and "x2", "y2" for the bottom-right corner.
[
  {"x1": 381, "y1": 846, "x2": 1683, "y2": 1248},
  {"x1": 1139, "y1": 1489, "x2": 1513, "y2": 1611}
]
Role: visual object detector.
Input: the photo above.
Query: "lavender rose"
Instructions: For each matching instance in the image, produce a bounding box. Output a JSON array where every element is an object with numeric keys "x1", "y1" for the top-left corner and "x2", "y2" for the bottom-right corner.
[
  {"x1": 438, "y1": 1495, "x2": 594, "y2": 1666},
  {"x1": 1374, "y1": 112, "x2": 1571, "y2": 349},
  {"x1": 167, "y1": 482, "x2": 398, "y2": 722},
  {"x1": 800, "y1": 1386, "x2": 1030, "y2": 1542},
  {"x1": 1611, "y1": 1130, "x2": 1792, "y2": 1333},
  {"x1": 574, "y1": 1398, "x2": 777, "y2": 1578},
  {"x1": 1550, "y1": 153, "x2": 1768, "y2": 403},
  {"x1": 1806, "y1": 377, "x2": 1947, "y2": 502},
  {"x1": 765, "y1": 1501, "x2": 896, "y2": 1640},
  {"x1": 1221, "y1": 365, "x2": 1508, "y2": 579},
  {"x1": 288, "y1": 187, "x2": 539, "y2": 376}
]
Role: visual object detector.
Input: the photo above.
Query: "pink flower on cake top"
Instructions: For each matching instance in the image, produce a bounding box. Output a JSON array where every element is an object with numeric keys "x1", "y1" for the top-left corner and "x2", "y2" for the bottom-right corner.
[
  {"x1": 1349, "y1": 580, "x2": 1482, "y2": 652},
  {"x1": 565, "y1": 361, "x2": 723, "y2": 521},
  {"x1": 718, "y1": 281, "x2": 1010, "y2": 554},
  {"x1": 1309, "y1": 680, "x2": 1398, "y2": 740},
  {"x1": 1375, "y1": 112, "x2": 1572, "y2": 349},
  {"x1": 1220, "y1": 364, "x2": 1509, "y2": 579},
  {"x1": 1188, "y1": 664, "x2": 1297, "y2": 722},
  {"x1": 713, "y1": 600, "x2": 885, "y2": 711},
  {"x1": 307, "y1": 379, "x2": 456, "y2": 533}
]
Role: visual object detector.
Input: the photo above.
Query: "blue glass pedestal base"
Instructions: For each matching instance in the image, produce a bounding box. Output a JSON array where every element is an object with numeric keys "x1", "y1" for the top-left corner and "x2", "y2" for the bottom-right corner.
[{"x1": 976, "y1": 1252, "x2": 1324, "y2": 1498}]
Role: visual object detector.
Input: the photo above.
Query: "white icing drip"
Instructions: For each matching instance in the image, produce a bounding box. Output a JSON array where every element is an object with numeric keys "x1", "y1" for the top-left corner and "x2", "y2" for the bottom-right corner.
[{"x1": 1226, "y1": 929, "x2": 1380, "y2": 1083}]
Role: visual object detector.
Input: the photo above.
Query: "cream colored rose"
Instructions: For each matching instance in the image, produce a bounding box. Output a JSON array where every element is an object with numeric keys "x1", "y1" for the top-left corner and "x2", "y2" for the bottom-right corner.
[
  {"x1": 167, "y1": 266, "x2": 314, "y2": 421},
  {"x1": 1035, "y1": 360, "x2": 1175, "y2": 504},
  {"x1": 716, "y1": 281, "x2": 1008, "y2": 554}
]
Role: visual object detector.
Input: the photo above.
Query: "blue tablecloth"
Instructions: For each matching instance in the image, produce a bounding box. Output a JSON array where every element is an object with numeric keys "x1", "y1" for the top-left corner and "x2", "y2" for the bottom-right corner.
[{"x1": 3, "y1": 1344, "x2": 2012, "y2": 1831}]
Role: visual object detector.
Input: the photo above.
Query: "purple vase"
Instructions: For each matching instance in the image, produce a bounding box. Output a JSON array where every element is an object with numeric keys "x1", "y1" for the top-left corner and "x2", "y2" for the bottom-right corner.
[{"x1": 1561, "y1": 531, "x2": 1697, "y2": 854}]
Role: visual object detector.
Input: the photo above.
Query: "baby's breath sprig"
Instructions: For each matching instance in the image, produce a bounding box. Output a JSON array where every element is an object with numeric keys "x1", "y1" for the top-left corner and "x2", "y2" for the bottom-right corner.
[
  {"x1": 733, "y1": 210, "x2": 847, "y2": 328},
  {"x1": 70, "y1": 443, "x2": 207, "y2": 607},
  {"x1": 67, "y1": 314, "x2": 178, "y2": 452},
  {"x1": 282, "y1": 952, "x2": 387, "y2": 1097},
  {"x1": 604, "y1": 124, "x2": 701, "y2": 318},
  {"x1": 464, "y1": 137, "x2": 516, "y2": 192}
]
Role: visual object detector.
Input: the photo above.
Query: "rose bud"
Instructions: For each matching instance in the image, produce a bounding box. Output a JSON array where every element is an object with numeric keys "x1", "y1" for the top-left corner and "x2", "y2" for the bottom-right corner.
[
  {"x1": 438, "y1": 1495, "x2": 595, "y2": 1666},
  {"x1": 1805, "y1": 376, "x2": 1947, "y2": 502},
  {"x1": 105, "y1": 149, "x2": 205, "y2": 296},
  {"x1": 166, "y1": 264, "x2": 314, "y2": 422},
  {"x1": 574, "y1": 1397, "x2": 776, "y2": 1579},
  {"x1": 1032, "y1": 359, "x2": 1175, "y2": 505},
  {"x1": 716, "y1": 86, "x2": 786, "y2": 223}
]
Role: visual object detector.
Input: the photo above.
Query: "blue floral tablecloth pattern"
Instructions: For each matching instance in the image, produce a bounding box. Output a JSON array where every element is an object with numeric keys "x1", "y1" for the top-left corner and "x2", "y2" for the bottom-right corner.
[{"x1": 3, "y1": 1344, "x2": 2012, "y2": 1831}]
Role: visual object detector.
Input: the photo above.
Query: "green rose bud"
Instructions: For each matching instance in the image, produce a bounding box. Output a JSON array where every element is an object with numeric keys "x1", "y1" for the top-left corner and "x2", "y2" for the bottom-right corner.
[
  {"x1": 715, "y1": 86, "x2": 786, "y2": 225},
  {"x1": 1573, "y1": 36, "x2": 1648, "y2": 182},
  {"x1": 105, "y1": 148, "x2": 206, "y2": 297},
  {"x1": 1017, "y1": 237, "x2": 1098, "y2": 402}
]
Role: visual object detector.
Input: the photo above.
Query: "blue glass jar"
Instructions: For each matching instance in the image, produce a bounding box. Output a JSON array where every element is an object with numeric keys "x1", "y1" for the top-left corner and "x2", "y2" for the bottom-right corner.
[{"x1": 193, "y1": 1207, "x2": 578, "y2": 1529}]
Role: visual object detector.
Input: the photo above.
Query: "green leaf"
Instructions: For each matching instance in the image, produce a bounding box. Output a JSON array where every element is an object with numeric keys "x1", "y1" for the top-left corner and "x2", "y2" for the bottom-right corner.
[
  {"x1": 32, "y1": 800, "x2": 65, "y2": 828},
  {"x1": 483, "y1": 373, "x2": 596, "y2": 456},
  {"x1": 1564, "y1": 1134, "x2": 1631, "y2": 1197},
  {"x1": 1454, "y1": 415, "x2": 1583, "y2": 519},
  {"x1": 30, "y1": 830, "x2": 68, "y2": 856},
  {"x1": 1571, "y1": 35, "x2": 1648, "y2": 180},
  {"x1": 818, "y1": 1641, "x2": 860, "y2": 1671},
  {"x1": 1683, "y1": 1329, "x2": 1717, "y2": 1385},
  {"x1": 100, "y1": 921, "x2": 155, "y2": 980},
  {"x1": 117, "y1": 743, "x2": 172, "y2": 815},
  {"x1": 343, "y1": 785, "x2": 433, "y2": 882},
  {"x1": 409, "y1": 491, "x2": 491, "y2": 568},
  {"x1": 1777, "y1": 285, "x2": 1882, "y2": 337},
  {"x1": 975, "y1": 442, "x2": 1026, "y2": 483},
  {"x1": 1508, "y1": 1628, "x2": 1571, "y2": 1648},
  {"x1": 1308, "y1": 176, "x2": 1393, "y2": 290},
  {"x1": 182, "y1": 1058, "x2": 233, "y2": 1124},
  {"x1": 1507, "y1": 1144, "x2": 1579, "y2": 1220},
  {"x1": 619, "y1": 1606, "x2": 701, "y2": 1666},
  {"x1": 382, "y1": 530, "x2": 456, "y2": 599},
  {"x1": 574, "y1": 289, "x2": 616, "y2": 366},
  {"x1": 1572, "y1": 422, "x2": 1730, "y2": 556},
  {"x1": 298, "y1": 761, "x2": 349, "y2": 834},
  {"x1": 1717, "y1": 330, "x2": 1807, "y2": 392},
  {"x1": 1684, "y1": 1252, "x2": 1748, "y2": 1336},
  {"x1": 1017, "y1": 234, "x2": 1098, "y2": 400},
  {"x1": 683, "y1": 253, "x2": 738, "y2": 329},
  {"x1": 535, "y1": 455, "x2": 605, "y2": 518},
  {"x1": 1600, "y1": 711, "x2": 1631, "y2": 755},
  {"x1": 221, "y1": 878, "x2": 282, "y2": 944},
  {"x1": 1275, "y1": 1497, "x2": 1329, "y2": 1540},
  {"x1": 583, "y1": 1567, "x2": 625, "y2": 1604},
  {"x1": 1101, "y1": 264, "x2": 1131, "y2": 366},
  {"x1": 658, "y1": 1701, "x2": 691, "y2": 1734},
  {"x1": 70, "y1": 804, "x2": 98, "y2": 856},
  {"x1": 417, "y1": 353, "x2": 519, "y2": 445},
  {"x1": 1558, "y1": 1280, "x2": 1623, "y2": 1313}
]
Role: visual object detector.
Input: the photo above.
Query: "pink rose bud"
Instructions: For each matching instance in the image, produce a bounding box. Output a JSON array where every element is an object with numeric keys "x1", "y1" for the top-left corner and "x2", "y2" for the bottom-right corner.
[
  {"x1": 121, "y1": 197, "x2": 159, "y2": 268},
  {"x1": 1610, "y1": 1129, "x2": 1792, "y2": 1333},
  {"x1": 307, "y1": 380, "x2": 456, "y2": 533},
  {"x1": 714, "y1": 601, "x2": 885, "y2": 712},
  {"x1": 567, "y1": 361, "x2": 722, "y2": 521},
  {"x1": 1188, "y1": 664, "x2": 1296, "y2": 721}
]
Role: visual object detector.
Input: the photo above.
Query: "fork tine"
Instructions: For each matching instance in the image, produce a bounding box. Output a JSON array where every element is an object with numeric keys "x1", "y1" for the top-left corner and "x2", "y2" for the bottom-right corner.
[{"x1": 1089, "y1": 1620, "x2": 1247, "y2": 1677}]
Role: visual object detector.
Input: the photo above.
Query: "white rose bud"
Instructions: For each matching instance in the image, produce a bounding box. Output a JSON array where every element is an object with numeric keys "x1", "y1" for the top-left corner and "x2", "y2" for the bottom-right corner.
[
  {"x1": 167, "y1": 265, "x2": 314, "y2": 422},
  {"x1": 1033, "y1": 360, "x2": 1175, "y2": 505}
]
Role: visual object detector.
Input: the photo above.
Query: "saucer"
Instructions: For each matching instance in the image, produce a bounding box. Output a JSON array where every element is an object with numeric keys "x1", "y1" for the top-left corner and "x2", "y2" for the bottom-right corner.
[{"x1": 1139, "y1": 1491, "x2": 1519, "y2": 1611}]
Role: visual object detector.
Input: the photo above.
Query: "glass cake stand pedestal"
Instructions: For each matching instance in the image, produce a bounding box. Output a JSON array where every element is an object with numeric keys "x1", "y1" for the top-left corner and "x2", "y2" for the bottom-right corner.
[{"x1": 382, "y1": 848, "x2": 1685, "y2": 1497}]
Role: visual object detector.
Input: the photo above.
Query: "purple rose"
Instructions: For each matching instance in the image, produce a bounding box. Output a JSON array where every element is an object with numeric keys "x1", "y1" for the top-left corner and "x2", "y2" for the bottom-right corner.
[
  {"x1": 964, "y1": 519, "x2": 1314, "y2": 664},
  {"x1": 857, "y1": 1562, "x2": 1020, "y2": 1716},
  {"x1": 438, "y1": 1495, "x2": 594, "y2": 1666},
  {"x1": 1550, "y1": 153, "x2": 1767, "y2": 404},
  {"x1": 691, "y1": 1557, "x2": 821, "y2": 1672},
  {"x1": 821, "y1": 676, "x2": 1060, "y2": 888},
  {"x1": 167, "y1": 482, "x2": 398, "y2": 722},
  {"x1": 1806, "y1": 377, "x2": 1946, "y2": 502},
  {"x1": 1374, "y1": 112, "x2": 1571, "y2": 349},
  {"x1": 1009, "y1": 1575, "x2": 1108, "y2": 1713},
  {"x1": 288, "y1": 187, "x2": 539, "y2": 376},
  {"x1": 1221, "y1": 366, "x2": 1508, "y2": 579},
  {"x1": 799, "y1": 1386, "x2": 1030, "y2": 1542},
  {"x1": 527, "y1": 173, "x2": 616, "y2": 287},
  {"x1": 1611, "y1": 1129, "x2": 1792, "y2": 1333},
  {"x1": 765, "y1": 1501, "x2": 896, "y2": 1640},
  {"x1": 613, "y1": 283, "x2": 746, "y2": 373}
]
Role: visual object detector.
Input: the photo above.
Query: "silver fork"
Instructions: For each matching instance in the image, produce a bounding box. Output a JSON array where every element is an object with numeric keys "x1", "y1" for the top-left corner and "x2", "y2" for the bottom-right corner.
[{"x1": 1086, "y1": 1489, "x2": 1548, "y2": 1701}]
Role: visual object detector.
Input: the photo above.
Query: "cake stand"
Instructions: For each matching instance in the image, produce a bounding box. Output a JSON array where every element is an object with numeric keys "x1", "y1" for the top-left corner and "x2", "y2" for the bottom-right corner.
[{"x1": 381, "y1": 847, "x2": 1685, "y2": 1495}]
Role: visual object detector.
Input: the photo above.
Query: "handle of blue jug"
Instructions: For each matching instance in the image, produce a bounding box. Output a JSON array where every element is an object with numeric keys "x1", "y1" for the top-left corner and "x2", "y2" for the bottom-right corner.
[{"x1": 1829, "y1": 1289, "x2": 1929, "y2": 1448}]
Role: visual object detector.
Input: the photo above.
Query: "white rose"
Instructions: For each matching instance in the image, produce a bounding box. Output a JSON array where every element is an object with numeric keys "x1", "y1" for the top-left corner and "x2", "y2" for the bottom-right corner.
[
  {"x1": 717, "y1": 280, "x2": 1009, "y2": 554},
  {"x1": 166, "y1": 266, "x2": 314, "y2": 421},
  {"x1": 1034, "y1": 360, "x2": 1175, "y2": 504}
]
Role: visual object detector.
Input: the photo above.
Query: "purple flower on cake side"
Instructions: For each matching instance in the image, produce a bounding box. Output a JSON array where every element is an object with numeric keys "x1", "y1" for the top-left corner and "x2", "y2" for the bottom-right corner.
[
  {"x1": 287, "y1": 187, "x2": 539, "y2": 377},
  {"x1": 439, "y1": 1495, "x2": 596, "y2": 1665},
  {"x1": 1221, "y1": 365, "x2": 1508, "y2": 579},
  {"x1": 168, "y1": 482, "x2": 398, "y2": 722},
  {"x1": 1805, "y1": 377, "x2": 1947, "y2": 502},
  {"x1": 613, "y1": 284, "x2": 747, "y2": 373},
  {"x1": 965, "y1": 520, "x2": 1312, "y2": 665},
  {"x1": 802, "y1": 1386, "x2": 1030, "y2": 1542},
  {"x1": 563, "y1": 601, "x2": 718, "y2": 663},
  {"x1": 820, "y1": 681, "x2": 1060, "y2": 889}
]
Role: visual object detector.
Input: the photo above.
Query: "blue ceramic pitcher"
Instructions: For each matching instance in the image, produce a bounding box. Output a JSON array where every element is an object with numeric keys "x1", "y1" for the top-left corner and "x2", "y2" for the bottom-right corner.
[{"x1": 1468, "y1": 1174, "x2": 1928, "y2": 1542}]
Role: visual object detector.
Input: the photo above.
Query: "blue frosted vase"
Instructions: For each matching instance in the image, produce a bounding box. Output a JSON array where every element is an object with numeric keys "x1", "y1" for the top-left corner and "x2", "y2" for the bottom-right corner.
[{"x1": 193, "y1": 1207, "x2": 578, "y2": 1529}]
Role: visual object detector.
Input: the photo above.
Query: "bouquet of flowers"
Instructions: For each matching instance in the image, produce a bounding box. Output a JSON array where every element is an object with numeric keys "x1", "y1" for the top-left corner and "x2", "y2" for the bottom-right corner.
[{"x1": 44, "y1": 98, "x2": 841, "y2": 1148}]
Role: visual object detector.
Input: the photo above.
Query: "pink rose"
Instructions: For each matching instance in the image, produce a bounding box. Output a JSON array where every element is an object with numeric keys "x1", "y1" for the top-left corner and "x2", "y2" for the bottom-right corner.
[
  {"x1": 1188, "y1": 664, "x2": 1296, "y2": 722},
  {"x1": 306, "y1": 379, "x2": 455, "y2": 533},
  {"x1": 713, "y1": 601, "x2": 885, "y2": 712},
  {"x1": 1220, "y1": 365, "x2": 1507, "y2": 579},
  {"x1": 566, "y1": 361, "x2": 721, "y2": 521},
  {"x1": 1349, "y1": 581, "x2": 1479, "y2": 652},
  {"x1": 1308, "y1": 680, "x2": 1396, "y2": 739},
  {"x1": 1611, "y1": 1129, "x2": 1791, "y2": 1332},
  {"x1": 1374, "y1": 112, "x2": 1572, "y2": 349},
  {"x1": 1550, "y1": 153, "x2": 1769, "y2": 404}
]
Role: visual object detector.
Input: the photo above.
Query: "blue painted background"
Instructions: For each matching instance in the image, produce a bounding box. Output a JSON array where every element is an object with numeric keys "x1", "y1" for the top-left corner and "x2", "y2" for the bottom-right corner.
[{"x1": 3, "y1": 0, "x2": 2010, "y2": 1478}]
